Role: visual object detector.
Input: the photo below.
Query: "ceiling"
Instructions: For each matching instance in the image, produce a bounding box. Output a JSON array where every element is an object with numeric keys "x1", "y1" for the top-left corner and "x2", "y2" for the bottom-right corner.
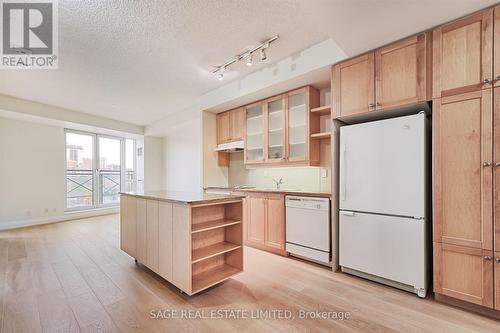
[{"x1": 0, "y1": 0, "x2": 497, "y2": 127}]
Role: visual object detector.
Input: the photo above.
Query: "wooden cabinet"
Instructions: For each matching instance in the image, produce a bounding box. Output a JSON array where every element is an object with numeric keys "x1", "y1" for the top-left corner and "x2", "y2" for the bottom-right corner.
[
  {"x1": 287, "y1": 87, "x2": 320, "y2": 165},
  {"x1": 265, "y1": 95, "x2": 286, "y2": 162},
  {"x1": 433, "y1": 9, "x2": 493, "y2": 97},
  {"x1": 434, "y1": 243, "x2": 494, "y2": 308},
  {"x1": 120, "y1": 194, "x2": 243, "y2": 295},
  {"x1": 265, "y1": 195, "x2": 285, "y2": 251},
  {"x1": 146, "y1": 200, "x2": 159, "y2": 272},
  {"x1": 332, "y1": 33, "x2": 431, "y2": 118},
  {"x1": 230, "y1": 108, "x2": 245, "y2": 141},
  {"x1": 375, "y1": 33, "x2": 431, "y2": 110},
  {"x1": 247, "y1": 194, "x2": 266, "y2": 244},
  {"x1": 158, "y1": 201, "x2": 173, "y2": 281},
  {"x1": 245, "y1": 192, "x2": 285, "y2": 255},
  {"x1": 433, "y1": 90, "x2": 493, "y2": 250},
  {"x1": 216, "y1": 111, "x2": 231, "y2": 144},
  {"x1": 245, "y1": 102, "x2": 266, "y2": 163},
  {"x1": 494, "y1": 6, "x2": 500, "y2": 88},
  {"x1": 494, "y1": 89, "x2": 500, "y2": 253},
  {"x1": 332, "y1": 53, "x2": 375, "y2": 118},
  {"x1": 216, "y1": 108, "x2": 245, "y2": 144},
  {"x1": 496, "y1": 252, "x2": 500, "y2": 310},
  {"x1": 136, "y1": 198, "x2": 147, "y2": 263},
  {"x1": 120, "y1": 194, "x2": 137, "y2": 258},
  {"x1": 244, "y1": 86, "x2": 320, "y2": 166}
]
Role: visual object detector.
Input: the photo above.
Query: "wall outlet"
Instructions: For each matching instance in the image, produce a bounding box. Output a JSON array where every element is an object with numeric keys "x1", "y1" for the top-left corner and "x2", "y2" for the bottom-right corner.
[
  {"x1": 321, "y1": 168, "x2": 328, "y2": 178},
  {"x1": 44, "y1": 208, "x2": 49, "y2": 213}
]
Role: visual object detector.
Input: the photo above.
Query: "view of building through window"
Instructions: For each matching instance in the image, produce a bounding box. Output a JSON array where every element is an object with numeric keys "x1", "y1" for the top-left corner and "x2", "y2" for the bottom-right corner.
[{"x1": 65, "y1": 131, "x2": 135, "y2": 210}]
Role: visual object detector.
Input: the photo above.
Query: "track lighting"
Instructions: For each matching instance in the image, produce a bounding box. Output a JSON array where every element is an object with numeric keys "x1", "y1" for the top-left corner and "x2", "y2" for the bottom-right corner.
[
  {"x1": 211, "y1": 35, "x2": 279, "y2": 79},
  {"x1": 246, "y1": 53, "x2": 253, "y2": 66},
  {"x1": 260, "y1": 48, "x2": 267, "y2": 61}
]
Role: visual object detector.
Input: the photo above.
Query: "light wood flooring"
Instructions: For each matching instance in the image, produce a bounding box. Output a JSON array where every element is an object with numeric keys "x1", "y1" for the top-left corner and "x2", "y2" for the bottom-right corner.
[{"x1": 0, "y1": 214, "x2": 499, "y2": 332}]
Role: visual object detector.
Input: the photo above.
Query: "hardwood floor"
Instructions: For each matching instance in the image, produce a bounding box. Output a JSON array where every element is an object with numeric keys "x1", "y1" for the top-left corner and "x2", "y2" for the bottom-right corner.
[{"x1": 0, "y1": 214, "x2": 499, "y2": 332}]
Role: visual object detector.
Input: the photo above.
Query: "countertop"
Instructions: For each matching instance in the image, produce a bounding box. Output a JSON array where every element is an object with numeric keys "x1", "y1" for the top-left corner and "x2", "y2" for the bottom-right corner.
[
  {"x1": 120, "y1": 190, "x2": 244, "y2": 205},
  {"x1": 205, "y1": 186, "x2": 331, "y2": 198}
]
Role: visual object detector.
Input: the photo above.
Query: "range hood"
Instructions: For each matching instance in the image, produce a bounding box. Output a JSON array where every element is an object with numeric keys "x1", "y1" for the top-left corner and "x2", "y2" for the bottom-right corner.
[{"x1": 214, "y1": 140, "x2": 244, "y2": 152}]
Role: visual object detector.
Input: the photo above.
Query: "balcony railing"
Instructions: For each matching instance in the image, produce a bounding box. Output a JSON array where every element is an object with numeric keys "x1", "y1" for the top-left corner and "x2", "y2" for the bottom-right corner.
[{"x1": 66, "y1": 169, "x2": 135, "y2": 209}]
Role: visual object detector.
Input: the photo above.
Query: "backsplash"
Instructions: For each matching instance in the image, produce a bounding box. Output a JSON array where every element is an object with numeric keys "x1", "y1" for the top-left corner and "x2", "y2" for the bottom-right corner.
[{"x1": 228, "y1": 153, "x2": 331, "y2": 192}]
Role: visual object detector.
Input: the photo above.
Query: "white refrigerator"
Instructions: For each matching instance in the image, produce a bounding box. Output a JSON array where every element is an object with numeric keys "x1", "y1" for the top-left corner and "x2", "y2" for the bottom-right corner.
[{"x1": 339, "y1": 113, "x2": 428, "y2": 298}]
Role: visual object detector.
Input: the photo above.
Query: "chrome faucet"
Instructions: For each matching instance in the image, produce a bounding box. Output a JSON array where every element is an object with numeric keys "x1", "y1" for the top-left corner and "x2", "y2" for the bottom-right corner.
[{"x1": 272, "y1": 177, "x2": 283, "y2": 190}]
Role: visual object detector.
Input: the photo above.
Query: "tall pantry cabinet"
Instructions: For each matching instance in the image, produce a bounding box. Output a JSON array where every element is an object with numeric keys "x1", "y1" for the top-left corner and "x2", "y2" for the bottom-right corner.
[{"x1": 433, "y1": 6, "x2": 500, "y2": 310}]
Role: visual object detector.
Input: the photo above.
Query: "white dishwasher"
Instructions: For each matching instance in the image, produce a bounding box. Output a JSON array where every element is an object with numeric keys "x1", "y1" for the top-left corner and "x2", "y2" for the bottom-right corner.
[{"x1": 285, "y1": 196, "x2": 331, "y2": 265}]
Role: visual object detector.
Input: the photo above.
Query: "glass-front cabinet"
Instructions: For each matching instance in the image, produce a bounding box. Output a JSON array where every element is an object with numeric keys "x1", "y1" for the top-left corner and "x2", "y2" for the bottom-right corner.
[
  {"x1": 287, "y1": 89, "x2": 308, "y2": 161},
  {"x1": 244, "y1": 86, "x2": 319, "y2": 166},
  {"x1": 245, "y1": 102, "x2": 265, "y2": 163},
  {"x1": 266, "y1": 96, "x2": 285, "y2": 162}
]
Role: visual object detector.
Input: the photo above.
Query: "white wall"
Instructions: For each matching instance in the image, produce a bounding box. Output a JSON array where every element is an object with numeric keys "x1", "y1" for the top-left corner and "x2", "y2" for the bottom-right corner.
[
  {"x1": 0, "y1": 117, "x2": 66, "y2": 225},
  {"x1": 143, "y1": 136, "x2": 164, "y2": 191},
  {"x1": 0, "y1": 115, "x2": 150, "y2": 230},
  {"x1": 162, "y1": 116, "x2": 203, "y2": 192}
]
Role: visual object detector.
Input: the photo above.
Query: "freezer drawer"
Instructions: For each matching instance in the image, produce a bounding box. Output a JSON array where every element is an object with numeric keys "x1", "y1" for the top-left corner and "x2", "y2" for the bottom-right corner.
[
  {"x1": 339, "y1": 211, "x2": 426, "y2": 290},
  {"x1": 339, "y1": 113, "x2": 426, "y2": 218}
]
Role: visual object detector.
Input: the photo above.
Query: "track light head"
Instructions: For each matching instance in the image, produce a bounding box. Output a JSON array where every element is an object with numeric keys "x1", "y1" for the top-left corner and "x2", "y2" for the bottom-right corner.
[
  {"x1": 217, "y1": 73, "x2": 224, "y2": 81},
  {"x1": 245, "y1": 53, "x2": 252, "y2": 66},
  {"x1": 260, "y1": 48, "x2": 267, "y2": 61}
]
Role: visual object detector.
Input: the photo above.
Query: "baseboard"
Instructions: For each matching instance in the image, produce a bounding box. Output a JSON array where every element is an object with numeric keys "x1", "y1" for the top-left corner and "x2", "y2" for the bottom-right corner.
[
  {"x1": 0, "y1": 207, "x2": 120, "y2": 231},
  {"x1": 434, "y1": 293, "x2": 500, "y2": 320}
]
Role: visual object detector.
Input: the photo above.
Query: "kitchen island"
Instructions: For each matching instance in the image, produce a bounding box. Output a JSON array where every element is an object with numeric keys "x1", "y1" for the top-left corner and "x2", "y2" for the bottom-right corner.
[{"x1": 120, "y1": 191, "x2": 244, "y2": 295}]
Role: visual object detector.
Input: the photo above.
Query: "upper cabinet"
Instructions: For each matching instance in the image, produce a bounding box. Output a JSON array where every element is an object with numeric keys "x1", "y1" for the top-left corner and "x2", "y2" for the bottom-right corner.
[
  {"x1": 245, "y1": 102, "x2": 266, "y2": 163},
  {"x1": 332, "y1": 53, "x2": 375, "y2": 118},
  {"x1": 243, "y1": 86, "x2": 320, "y2": 166},
  {"x1": 332, "y1": 33, "x2": 431, "y2": 119},
  {"x1": 287, "y1": 87, "x2": 320, "y2": 164},
  {"x1": 230, "y1": 108, "x2": 245, "y2": 142},
  {"x1": 375, "y1": 33, "x2": 432, "y2": 110},
  {"x1": 216, "y1": 86, "x2": 322, "y2": 167},
  {"x1": 266, "y1": 95, "x2": 286, "y2": 162},
  {"x1": 216, "y1": 108, "x2": 245, "y2": 145},
  {"x1": 216, "y1": 111, "x2": 231, "y2": 144},
  {"x1": 433, "y1": 9, "x2": 493, "y2": 97}
]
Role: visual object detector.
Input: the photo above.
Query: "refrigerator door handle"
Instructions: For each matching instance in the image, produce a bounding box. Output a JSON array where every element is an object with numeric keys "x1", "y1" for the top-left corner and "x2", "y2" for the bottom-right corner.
[
  {"x1": 341, "y1": 211, "x2": 355, "y2": 216},
  {"x1": 342, "y1": 144, "x2": 347, "y2": 202}
]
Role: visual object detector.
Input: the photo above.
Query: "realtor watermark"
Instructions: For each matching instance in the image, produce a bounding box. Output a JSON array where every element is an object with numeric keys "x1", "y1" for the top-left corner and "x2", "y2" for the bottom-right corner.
[
  {"x1": 1, "y1": 0, "x2": 58, "y2": 69},
  {"x1": 149, "y1": 308, "x2": 352, "y2": 321}
]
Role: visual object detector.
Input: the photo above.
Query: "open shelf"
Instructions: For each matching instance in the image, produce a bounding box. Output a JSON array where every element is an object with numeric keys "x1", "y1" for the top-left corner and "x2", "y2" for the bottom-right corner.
[
  {"x1": 192, "y1": 263, "x2": 241, "y2": 293},
  {"x1": 311, "y1": 132, "x2": 331, "y2": 139},
  {"x1": 192, "y1": 219, "x2": 241, "y2": 233},
  {"x1": 311, "y1": 105, "x2": 331, "y2": 116},
  {"x1": 190, "y1": 199, "x2": 243, "y2": 294},
  {"x1": 192, "y1": 241, "x2": 241, "y2": 263}
]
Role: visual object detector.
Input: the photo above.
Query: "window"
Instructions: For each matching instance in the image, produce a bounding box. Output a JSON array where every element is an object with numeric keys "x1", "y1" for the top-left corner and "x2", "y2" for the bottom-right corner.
[{"x1": 65, "y1": 130, "x2": 136, "y2": 211}]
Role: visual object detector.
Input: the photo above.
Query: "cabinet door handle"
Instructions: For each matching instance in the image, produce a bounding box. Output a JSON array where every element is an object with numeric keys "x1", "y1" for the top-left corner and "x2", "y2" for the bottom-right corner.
[
  {"x1": 483, "y1": 162, "x2": 492, "y2": 167},
  {"x1": 495, "y1": 258, "x2": 500, "y2": 263},
  {"x1": 368, "y1": 103, "x2": 375, "y2": 108},
  {"x1": 495, "y1": 76, "x2": 500, "y2": 81},
  {"x1": 483, "y1": 78, "x2": 492, "y2": 84},
  {"x1": 376, "y1": 102, "x2": 382, "y2": 108},
  {"x1": 484, "y1": 256, "x2": 492, "y2": 261},
  {"x1": 495, "y1": 162, "x2": 500, "y2": 167}
]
